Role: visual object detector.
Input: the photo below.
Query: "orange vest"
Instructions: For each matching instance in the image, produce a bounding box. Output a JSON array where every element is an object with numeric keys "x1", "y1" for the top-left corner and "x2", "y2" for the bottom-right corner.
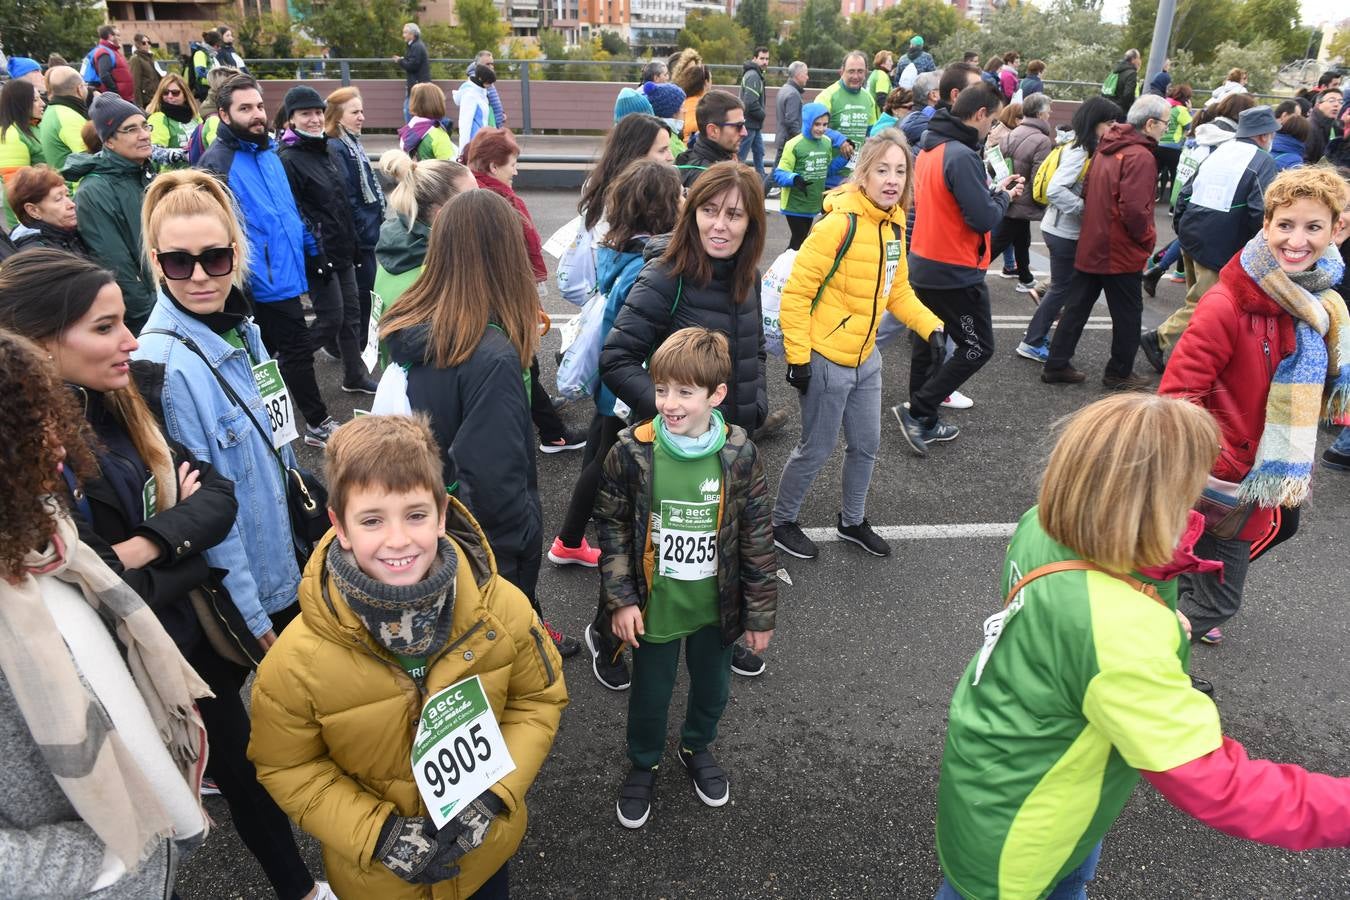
[{"x1": 910, "y1": 142, "x2": 992, "y2": 271}]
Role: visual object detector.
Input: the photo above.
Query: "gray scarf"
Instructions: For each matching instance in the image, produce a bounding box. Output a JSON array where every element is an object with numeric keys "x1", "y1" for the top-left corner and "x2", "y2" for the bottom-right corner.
[
  {"x1": 327, "y1": 536, "x2": 457, "y2": 656},
  {"x1": 340, "y1": 126, "x2": 383, "y2": 207}
]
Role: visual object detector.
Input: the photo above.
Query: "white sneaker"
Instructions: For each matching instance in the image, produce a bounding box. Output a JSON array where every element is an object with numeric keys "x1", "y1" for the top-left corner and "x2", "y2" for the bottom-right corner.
[
  {"x1": 941, "y1": 391, "x2": 974, "y2": 410},
  {"x1": 312, "y1": 882, "x2": 339, "y2": 900}
]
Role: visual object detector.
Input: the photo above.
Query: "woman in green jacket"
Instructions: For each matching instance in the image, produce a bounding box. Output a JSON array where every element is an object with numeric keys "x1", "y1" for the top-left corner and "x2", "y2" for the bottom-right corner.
[
  {"x1": 146, "y1": 73, "x2": 201, "y2": 152},
  {"x1": 0, "y1": 78, "x2": 46, "y2": 227}
]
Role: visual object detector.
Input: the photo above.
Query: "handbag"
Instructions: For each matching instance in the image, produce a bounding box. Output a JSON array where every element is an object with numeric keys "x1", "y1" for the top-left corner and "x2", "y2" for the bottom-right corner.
[
  {"x1": 1193, "y1": 485, "x2": 1255, "y2": 541},
  {"x1": 189, "y1": 570, "x2": 264, "y2": 668},
  {"x1": 142, "y1": 328, "x2": 330, "y2": 559}
]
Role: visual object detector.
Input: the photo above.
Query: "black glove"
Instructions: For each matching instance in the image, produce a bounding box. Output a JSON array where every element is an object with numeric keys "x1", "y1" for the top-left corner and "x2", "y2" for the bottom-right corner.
[
  {"x1": 306, "y1": 253, "x2": 334, "y2": 285},
  {"x1": 375, "y1": 814, "x2": 456, "y2": 884},
  {"x1": 786, "y1": 363, "x2": 811, "y2": 395},
  {"x1": 792, "y1": 174, "x2": 809, "y2": 189},
  {"x1": 436, "y1": 791, "x2": 505, "y2": 863},
  {"x1": 928, "y1": 329, "x2": 946, "y2": 371}
]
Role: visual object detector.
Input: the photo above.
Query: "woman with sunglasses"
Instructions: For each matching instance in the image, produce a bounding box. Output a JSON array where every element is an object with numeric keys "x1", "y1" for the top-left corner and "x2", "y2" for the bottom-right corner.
[
  {"x1": 130, "y1": 33, "x2": 161, "y2": 108},
  {"x1": 146, "y1": 73, "x2": 201, "y2": 153},
  {"x1": 133, "y1": 169, "x2": 305, "y2": 662},
  {"x1": 0, "y1": 250, "x2": 334, "y2": 900}
]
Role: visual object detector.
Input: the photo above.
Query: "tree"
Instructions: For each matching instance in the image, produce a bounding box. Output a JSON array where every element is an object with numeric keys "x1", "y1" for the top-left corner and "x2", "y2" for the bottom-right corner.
[
  {"x1": 1328, "y1": 28, "x2": 1350, "y2": 65},
  {"x1": 1, "y1": 0, "x2": 103, "y2": 61},
  {"x1": 1171, "y1": 39, "x2": 1282, "y2": 92},
  {"x1": 677, "y1": 11, "x2": 752, "y2": 66},
  {"x1": 224, "y1": 11, "x2": 296, "y2": 60},
  {"x1": 421, "y1": 22, "x2": 474, "y2": 60},
  {"x1": 735, "y1": 0, "x2": 776, "y2": 49},
  {"x1": 290, "y1": 0, "x2": 414, "y2": 57},
  {"x1": 1123, "y1": 0, "x2": 1240, "y2": 65},
  {"x1": 1234, "y1": 0, "x2": 1303, "y2": 60},
  {"x1": 779, "y1": 0, "x2": 846, "y2": 69},
  {"x1": 598, "y1": 30, "x2": 630, "y2": 57},
  {"x1": 456, "y1": 0, "x2": 508, "y2": 54},
  {"x1": 879, "y1": 0, "x2": 963, "y2": 53}
]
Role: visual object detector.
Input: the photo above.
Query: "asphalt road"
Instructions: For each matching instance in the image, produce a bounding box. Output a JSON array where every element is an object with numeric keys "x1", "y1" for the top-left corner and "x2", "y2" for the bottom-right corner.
[{"x1": 176, "y1": 190, "x2": 1350, "y2": 899}]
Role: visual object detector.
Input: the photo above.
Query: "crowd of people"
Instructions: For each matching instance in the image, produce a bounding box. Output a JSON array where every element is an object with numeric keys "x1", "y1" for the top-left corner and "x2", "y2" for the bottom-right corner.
[{"x1": 2, "y1": 28, "x2": 1350, "y2": 899}]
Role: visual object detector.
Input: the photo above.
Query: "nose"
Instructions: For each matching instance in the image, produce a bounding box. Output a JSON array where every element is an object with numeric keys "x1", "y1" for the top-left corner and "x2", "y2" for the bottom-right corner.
[{"x1": 121, "y1": 327, "x2": 139, "y2": 351}]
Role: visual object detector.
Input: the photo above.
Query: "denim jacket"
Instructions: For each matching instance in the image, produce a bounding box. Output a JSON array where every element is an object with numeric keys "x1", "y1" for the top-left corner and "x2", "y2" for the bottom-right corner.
[{"x1": 133, "y1": 293, "x2": 301, "y2": 638}]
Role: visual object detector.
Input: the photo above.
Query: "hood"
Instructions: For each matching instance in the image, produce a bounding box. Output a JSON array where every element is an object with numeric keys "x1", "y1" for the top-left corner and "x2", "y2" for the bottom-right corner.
[
  {"x1": 384, "y1": 321, "x2": 430, "y2": 369},
  {"x1": 1096, "y1": 121, "x2": 1154, "y2": 155},
  {"x1": 61, "y1": 149, "x2": 149, "y2": 181},
  {"x1": 919, "y1": 108, "x2": 980, "y2": 152},
  {"x1": 9, "y1": 223, "x2": 41, "y2": 242},
  {"x1": 1271, "y1": 132, "x2": 1305, "y2": 156},
  {"x1": 452, "y1": 80, "x2": 486, "y2": 105},
  {"x1": 48, "y1": 94, "x2": 88, "y2": 117},
  {"x1": 642, "y1": 233, "x2": 672, "y2": 261},
  {"x1": 822, "y1": 182, "x2": 904, "y2": 227},
  {"x1": 376, "y1": 214, "x2": 430, "y2": 274},
  {"x1": 1137, "y1": 510, "x2": 1225, "y2": 582},
  {"x1": 743, "y1": 61, "x2": 763, "y2": 75},
  {"x1": 1148, "y1": 71, "x2": 1172, "y2": 95},
  {"x1": 800, "y1": 101, "x2": 830, "y2": 139},
  {"x1": 675, "y1": 135, "x2": 734, "y2": 168},
  {"x1": 1194, "y1": 119, "x2": 1237, "y2": 147},
  {"x1": 1114, "y1": 59, "x2": 1137, "y2": 75},
  {"x1": 398, "y1": 117, "x2": 436, "y2": 153},
  {"x1": 597, "y1": 240, "x2": 647, "y2": 294}
]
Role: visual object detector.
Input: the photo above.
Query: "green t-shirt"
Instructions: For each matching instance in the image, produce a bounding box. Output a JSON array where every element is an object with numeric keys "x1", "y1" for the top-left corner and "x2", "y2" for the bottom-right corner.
[
  {"x1": 777, "y1": 133, "x2": 833, "y2": 216},
  {"x1": 865, "y1": 68, "x2": 892, "y2": 100},
  {"x1": 936, "y1": 507, "x2": 1222, "y2": 900},
  {"x1": 395, "y1": 654, "x2": 428, "y2": 681},
  {"x1": 817, "y1": 80, "x2": 878, "y2": 158},
  {"x1": 644, "y1": 415, "x2": 726, "y2": 643}
]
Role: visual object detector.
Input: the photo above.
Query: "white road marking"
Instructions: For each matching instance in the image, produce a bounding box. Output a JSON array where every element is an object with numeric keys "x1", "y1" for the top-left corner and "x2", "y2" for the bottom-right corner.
[{"x1": 802, "y1": 522, "x2": 1017, "y2": 542}]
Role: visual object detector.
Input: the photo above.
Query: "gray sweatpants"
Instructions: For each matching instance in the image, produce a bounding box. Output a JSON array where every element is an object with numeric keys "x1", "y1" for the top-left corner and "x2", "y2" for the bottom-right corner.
[{"x1": 773, "y1": 350, "x2": 882, "y2": 528}]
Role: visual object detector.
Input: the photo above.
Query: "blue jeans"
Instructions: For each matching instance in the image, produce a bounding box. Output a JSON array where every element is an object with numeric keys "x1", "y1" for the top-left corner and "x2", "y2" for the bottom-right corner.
[
  {"x1": 936, "y1": 841, "x2": 1103, "y2": 899},
  {"x1": 1156, "y1": 237, "x2": 1182, "y2": 272},
  {"x1": 1331, "y1": 426, "x2": 1350, "y2": 456},
  {"x1": 1001, "y1": 245, "x2": 1016, "y2": 270},
  {"x1": 738, "y1": 128, "x2": 765, "y2": 176}
]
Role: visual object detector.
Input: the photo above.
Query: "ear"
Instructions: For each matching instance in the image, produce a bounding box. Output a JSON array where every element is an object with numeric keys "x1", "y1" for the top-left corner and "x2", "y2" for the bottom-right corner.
[
  {"x1": 710, "y1": 382, "x2": 729, "y2": 407},
  {"x1": 328, "y1": 507, "x2": 352, "y2": 550},
  {"x1": 436, "y1": 492, "x2": 449, "y2": 534}
]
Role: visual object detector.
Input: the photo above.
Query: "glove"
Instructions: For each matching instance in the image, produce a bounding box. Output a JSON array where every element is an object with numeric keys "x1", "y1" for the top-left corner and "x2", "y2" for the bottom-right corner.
[
  {"x1": 792, "y1": 174, "x2": 809, "y2": 189},
  {"x1": 928, "y1": 329, "x2": 946, "y2": 371},
  {"x1": 375, "y1": 814, "x2": 456, "y2": 884},
  {"x1": 436, "y1": 791, "x2": 505, "y2": 863},
  {"x1": 306, "y1": 254, "x2": 334, "y2": 285},
  {"x1": 785, "y1": 363, "x2": 811, "y2": 395}
]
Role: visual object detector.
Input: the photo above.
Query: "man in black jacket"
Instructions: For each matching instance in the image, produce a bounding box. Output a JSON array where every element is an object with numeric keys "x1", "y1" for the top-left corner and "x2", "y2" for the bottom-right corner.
[
  {"x1": 676, "y1": 91, "x2": 746, "y2": 188},
  {"x1": 738, "y1": 47, "x2": 769, "y2": 177},
  {"x1": 1107, "y1": 49, "x2": 1139, "y2": 116},
  {"x1": 393, "y1": 22, "x2": 431, "y2": 123}
]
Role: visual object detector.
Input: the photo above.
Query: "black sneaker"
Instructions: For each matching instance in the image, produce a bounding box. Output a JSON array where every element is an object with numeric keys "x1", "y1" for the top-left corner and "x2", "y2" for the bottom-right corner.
[
  {"x1": 1139, "y1": 330, "x2": 1166, "y2": 374},
  {"x1": 731, "y1": 642, "x2": 765, "y2": 677},
  {"x1": 1322, "y1": 446, "x2": 1350, "y2": 471},
  {"x1": 922, "y1": 419, "x2": 960, "y2": 444},
  {"x1": 342, "y1": 376, "x2": 378, "y2": 395},
  {"x1": 772, "y1": 522, "x2": 818, "y2": 559},
  {"x1": 585, "y1": 623, "x2": 631, "y2": 691},
  {"x1": 1190, "y1": 674, "x2": 1214, "y2": 696},
  {"x1": 540, "y1": 431, "x2": 587, "y2": 454},
  {"x1": 891, "y1": 405, "x2": 929, "y2": 457},
  {"x1": 1041, "y1": 366, "x2": 1087, "y2": 385},
  {"x1": 1142, "y1": 267, "x2": 1163, "y2": 299},
  {"x1": 1102, "y1": 371, "x2": 1152, "y2": 392},
  {"x1": 616, "y1": 766, "x2": 657, "y2": 829},
  {"x1": 679, "y1": 748, "x2": 729, "y2": 807},
  {"x1": 543, "y1": 621, "x2": 580, "y2": 658},
  {"x1": 835, "y1": 514, "x2": 891, "y2": 557}
]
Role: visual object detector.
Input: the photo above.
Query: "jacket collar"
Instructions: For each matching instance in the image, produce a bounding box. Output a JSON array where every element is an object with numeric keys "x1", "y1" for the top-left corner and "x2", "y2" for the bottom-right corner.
[
  {"x1": 215, "y1": 120, "x2": 272, "y2": 154},
  {"x1": 48, "y1": 94, "x2": 87, "y2": 116},
  {"x1": 922, "y1": 109, "x2": 980, "y2": 150},
  {"x1": 148, "y1": 293, "x2": 253, "y2": 368},
  {"x1": 1220, "y1": 254, "x2": 1287, "y2": 318}
]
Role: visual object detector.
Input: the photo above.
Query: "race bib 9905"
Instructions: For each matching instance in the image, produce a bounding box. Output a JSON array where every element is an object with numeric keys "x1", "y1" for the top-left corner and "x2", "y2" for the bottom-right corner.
[{"x1": 412, "y1": 675, "x2": 516, "y2": 829}]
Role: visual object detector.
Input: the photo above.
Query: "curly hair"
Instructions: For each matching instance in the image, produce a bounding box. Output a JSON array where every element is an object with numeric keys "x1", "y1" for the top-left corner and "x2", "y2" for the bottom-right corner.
[{"x1": 0, "y1": 329, "x2": 96, "y2": 580}]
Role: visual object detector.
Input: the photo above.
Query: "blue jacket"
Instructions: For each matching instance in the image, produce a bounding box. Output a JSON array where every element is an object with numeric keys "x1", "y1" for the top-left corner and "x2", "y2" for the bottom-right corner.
[
  {"x1": 595, "y1": 241, "x2": 648, "y2": 417},
  {"x1": 1020, "y1": 75, "x2": 1044, "y2": 96},
  {"x1": 900, "y1": 105, "x2": 937, "y2": 147},
  {"x1": 326, "y1": 130, "x2": 386, "y2": 250},
  {"x1": 198, "y1": 122, "x2": 315, "y2": 302},
  {"x1": 133, "y1": 293, "x2": 302, "y2": 639},
  {"x1": 1271, "y1": 132, "x2": 1306, "y2": 171}
]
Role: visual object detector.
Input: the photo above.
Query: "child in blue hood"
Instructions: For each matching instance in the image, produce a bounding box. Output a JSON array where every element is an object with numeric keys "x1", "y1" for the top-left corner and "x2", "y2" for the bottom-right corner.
[{"x1": 772, "y1": 102, "x2": 848, "y2": 250}]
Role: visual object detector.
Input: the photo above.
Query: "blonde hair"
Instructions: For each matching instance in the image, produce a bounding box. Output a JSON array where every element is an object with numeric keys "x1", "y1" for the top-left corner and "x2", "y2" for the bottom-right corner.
[
  {"x1": 379, "y1": 150, "x2": 471, "y2": 228},
  {"x1": 324, "y1": 86, "x2": 360, "y2": 137},
  {"x1": 1262, "y1": 166, "x2": 1347, "y2": 224},
  {"x1": 146, "y1": 72, "x2": 199, "y2": 119},
  {"x1": 325, "y1": 414, "x2": 446, "y2": 521},
  {"x1": 1039, "y1": 394, "x2": 1219, "y2": 573},
  {"x1": 409, "y1": 82, "x2": 446, "y2": 120},
  {"x1": 649, "y1": 327, "x2": 731, "y2": 394},
  {"x1": 851, "y1": 128, "x2": 914, "y2": 211},
  {"x1": 141, "y1": 169, "x2": 250, "y2": 287}
]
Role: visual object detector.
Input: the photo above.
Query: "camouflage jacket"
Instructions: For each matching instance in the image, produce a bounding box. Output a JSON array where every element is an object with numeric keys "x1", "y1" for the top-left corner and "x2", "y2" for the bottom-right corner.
[{"x1": 594, "y1": 419, "x2": 777, "y2": 643}]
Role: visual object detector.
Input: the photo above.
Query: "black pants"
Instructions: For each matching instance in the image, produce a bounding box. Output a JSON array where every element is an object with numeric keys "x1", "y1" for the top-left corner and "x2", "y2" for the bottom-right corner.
[
  {"x1": 786, "y1": 215, "x2": 815, "y2": 251},
  {"x1": 988, "y1": 217, "x2": 1034, "y2": 285},
  {"x1": 308, "y1": 263, "x2": 365, "y2": 386},
  {"x1": 252, "y1": 297, "x2": 329, "y2": 429},
  {"x1": 529, "y1": 355, "x2": 567, "y2": 444},
  {"x1": 354, "y1": 247, "x2": 377, "y2": 347},
  {"x1": 1045, "y1": 271, "x2": 1143, "y2": 378},
  {"x1": 558, "y1": 412, "x2": 624, "y2": 547},
  {"x1": 470, "y1": 863, "x2": 509, "y2": 899},
  {"x1": 189, "y1": 642, "x2": 315, "y2": 900},
  {"x1": 908, "y1": 283, "x2": 994, "y2": 423},
  {"x1": 1156, "y1": 145, "x2": 1181, "y2": 200},
  {"x1": 496, "y1": 537, "x2": 543, "y2": 617}
]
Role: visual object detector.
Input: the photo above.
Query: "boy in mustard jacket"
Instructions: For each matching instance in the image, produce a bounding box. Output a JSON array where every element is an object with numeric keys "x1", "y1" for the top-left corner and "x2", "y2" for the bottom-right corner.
[{"x1": 248, "y1": 415, "x2": 567, "y2": 898}]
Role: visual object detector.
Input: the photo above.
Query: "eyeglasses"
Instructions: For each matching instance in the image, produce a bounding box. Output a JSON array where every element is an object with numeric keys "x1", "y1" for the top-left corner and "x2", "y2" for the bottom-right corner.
[
  {"x1": 115, "y1": 121, "x2": 153, "y2": 136},
  {"x1": 156, "y1": 246, "x2": 235, "y2": 280},
  {"x1": 714, "y1": 120, "x2": 748, "y2": 132}
]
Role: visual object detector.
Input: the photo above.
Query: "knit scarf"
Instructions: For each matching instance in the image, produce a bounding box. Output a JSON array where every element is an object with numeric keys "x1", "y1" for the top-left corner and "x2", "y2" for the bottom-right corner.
[
  {"x1": 327, "y1": 536, "x2": 458, "y2": 657},
  {"x1": 0, "y1": 506, "x2": 211, "y2": 870},
  {"x1": 340, "y1": 126, "x2": 383, "y2": 207},
  {"x1": 1237, "y1": 235, "x2": 1350, "y2": 507}
]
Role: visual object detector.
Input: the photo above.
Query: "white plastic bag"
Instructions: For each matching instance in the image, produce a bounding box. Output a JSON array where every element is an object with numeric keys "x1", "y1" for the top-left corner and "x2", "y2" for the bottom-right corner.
[
  {"x1": 760, "y1": 249, "x2": 796, "y2": 357},
  {"x1": 556, "y1": 289, "x2": 607, "y2": 399},
  {"x1": 898, "y1": 62, "x2": 918, "y2": 90},
  {"x1": 371, "y1": 364, "x2": 412, "y2": 415},
  {"x1": 553, "y1": 216, "x2": 604, "y2": 307}
]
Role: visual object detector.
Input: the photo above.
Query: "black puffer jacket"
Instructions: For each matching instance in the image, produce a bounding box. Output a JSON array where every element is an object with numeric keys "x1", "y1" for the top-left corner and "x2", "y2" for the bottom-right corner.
[
  {"x1": 277, "y1": 130, "x2": 358, "y2": 265},
  {"x1": 384, "y1": 323, "x2": 542, "y2": 558},
  {"x1": 675, "y1": 136, "x2": 736, "y2": 188},
  {"x1": 601, "y1": 234, "x2": 767, "y2": 432}
]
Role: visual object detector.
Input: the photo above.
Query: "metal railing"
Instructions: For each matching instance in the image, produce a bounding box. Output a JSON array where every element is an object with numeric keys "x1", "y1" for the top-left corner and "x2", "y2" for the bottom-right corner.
[{"x1": 1040, "y1": 78, "x2": 1292, "y2": 105}]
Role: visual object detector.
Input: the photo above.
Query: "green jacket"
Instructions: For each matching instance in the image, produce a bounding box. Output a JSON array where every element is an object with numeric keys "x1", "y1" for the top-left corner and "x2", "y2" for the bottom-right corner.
[
  {"x1": 39, "y1": 100, "x2": 89, "y2": 176},
  {"x1": 149, "y1": 111, "x2": 200, "y2": 151},
  {"x1": 64, "y1": 150, "x2": 156, "y2": 324},
  {"x1": 594, "y1": 418, "x2": 777, "y2": 645}
]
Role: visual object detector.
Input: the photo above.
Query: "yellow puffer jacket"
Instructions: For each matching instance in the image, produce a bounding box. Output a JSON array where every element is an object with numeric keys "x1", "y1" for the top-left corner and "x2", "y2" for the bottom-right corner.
[
  {"x1": 248, "y1": 498, "x2": 568, "y2": 899},
  {"x1": 780, "y1": 183, "x2": 942, "y2": 367}
]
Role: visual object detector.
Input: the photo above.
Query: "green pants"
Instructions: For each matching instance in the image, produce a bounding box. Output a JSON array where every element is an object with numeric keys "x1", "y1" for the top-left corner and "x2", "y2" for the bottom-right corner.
[{"x1": 627, "y1": 625, "x2": 733, "y2": 770}]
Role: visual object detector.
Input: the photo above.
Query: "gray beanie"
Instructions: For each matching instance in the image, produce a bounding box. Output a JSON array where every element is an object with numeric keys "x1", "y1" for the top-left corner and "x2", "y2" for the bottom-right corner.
[{"x1": 89, "y1": 92, "x2": 145, "y2": 142}]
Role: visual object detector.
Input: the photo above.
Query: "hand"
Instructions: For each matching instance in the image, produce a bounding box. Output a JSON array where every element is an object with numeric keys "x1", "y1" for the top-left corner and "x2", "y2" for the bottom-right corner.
[
  {"x1": 111, "y1": 535, "x2": 161, "y2": 570},
  {"x1": 257, "y1": 629, "x2": 278, "y2": 654},
  {"x1": 375, "y1": 814, "x2": 460, "y2": 884},
  {"x1": 177, "y1": 461, "x2": 201, "y2": 500},
  {"x1": 306, "y1": 254, "x2": 334, "y2": 285},
  {"x1": 611, "y1": 604, "x2": 644, "y2": 650},
  {"x1": 744, "y1": 629, "x2": 773, "y2": 654},
  {"x1": 927, "y1": 329, "x2": 946, "y2": 370},
  {"x1": 840, "y1": 140, "x2": 855, "y2": 160},
  {"x1": 436, "y1": 792, "x2": 504, "y2": 862},
  {"x1": 998, "y1": 173, "x2": 1025, "y2": 199},
  {"x1": 785, "y1": 363, "x2": 811, "y2": 395},
  {"x1": 1176, "y1": 609, "x2": 1192, "y2": 640},
  {"x1": 792, "y1": 174, "x2": 809, "y2": 189},
  {"x1": 391, "y1": 55, "x2": 401, "y2": 62}
]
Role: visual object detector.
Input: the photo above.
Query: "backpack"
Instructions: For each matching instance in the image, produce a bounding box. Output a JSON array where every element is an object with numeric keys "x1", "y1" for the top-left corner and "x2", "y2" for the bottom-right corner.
[
  {"x1": 1100, "y1": 70, "x2": 1119, "y2": 98},
  {"x1": 1031, "y1": 144, "x2": 1091, "y2": 206},
  {"x1": 186, "y1": 44, "x2": 211, "y2": 101},
  {"x1": 80, "y1": 45, "x2": 108, "y2": 89}
]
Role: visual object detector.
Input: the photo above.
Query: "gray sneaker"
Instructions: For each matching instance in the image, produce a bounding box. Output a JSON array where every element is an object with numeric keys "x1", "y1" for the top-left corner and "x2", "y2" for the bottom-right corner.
[{"x1": 304, "y1": 416, "x2": 340, "y2": 447}]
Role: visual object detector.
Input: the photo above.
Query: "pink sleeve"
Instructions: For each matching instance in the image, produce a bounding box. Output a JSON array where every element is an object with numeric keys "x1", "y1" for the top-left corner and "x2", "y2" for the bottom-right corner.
[{"x1": 1143, "y1": 735, "x2": 1350, "y2": 850}]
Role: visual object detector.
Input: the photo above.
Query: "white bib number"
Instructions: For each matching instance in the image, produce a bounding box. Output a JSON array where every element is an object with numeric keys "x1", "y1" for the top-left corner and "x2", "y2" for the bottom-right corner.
[
  {"x1": 362, "y1": 290, "x2": 385, "y2": 373},
  {"x1": 251, "y1": 359, "x2": 297, "y2": 449},
  {"x1": 882, "y1": 239, "x2": 902, "y2": 299},
  {"x1": 412, "y1": 675, "x2": 516, "y2": 829},
  {"x1": 657, "y1": 499, "x2": 718, "y2": 581}
]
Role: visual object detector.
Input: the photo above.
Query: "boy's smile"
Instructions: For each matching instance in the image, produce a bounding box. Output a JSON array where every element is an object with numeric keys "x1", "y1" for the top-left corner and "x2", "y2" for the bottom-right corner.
[
  {"x1": 331, "y1": 487, "x2": 448, "y2": 587},
  {"x1": 655, "y1": 380, "x2": 728, "y2": 437}
]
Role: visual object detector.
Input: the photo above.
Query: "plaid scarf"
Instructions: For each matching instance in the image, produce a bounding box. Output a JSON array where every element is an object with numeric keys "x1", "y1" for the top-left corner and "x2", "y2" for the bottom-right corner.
[{"x1": 1237, "y1": 235, "x2": 1350, "y2": 508}]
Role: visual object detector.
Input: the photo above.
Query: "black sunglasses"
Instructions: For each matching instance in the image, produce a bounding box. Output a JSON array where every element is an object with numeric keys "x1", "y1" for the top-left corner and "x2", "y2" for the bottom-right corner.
[{"x1": 157, "y1": 246, "x2": 235, "y2": 280}]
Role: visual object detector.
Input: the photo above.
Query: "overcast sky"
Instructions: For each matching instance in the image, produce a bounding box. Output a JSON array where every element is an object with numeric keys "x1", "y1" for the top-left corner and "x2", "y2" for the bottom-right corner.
[{"x1": 1094, "y1": 0, "x2": 1346, "y2": 27}]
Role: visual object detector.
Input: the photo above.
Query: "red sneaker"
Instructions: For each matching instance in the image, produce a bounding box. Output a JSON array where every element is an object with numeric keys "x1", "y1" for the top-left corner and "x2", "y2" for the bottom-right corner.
[{"x1": 548, "y1": 537, "x2": 601, "y2": 567}]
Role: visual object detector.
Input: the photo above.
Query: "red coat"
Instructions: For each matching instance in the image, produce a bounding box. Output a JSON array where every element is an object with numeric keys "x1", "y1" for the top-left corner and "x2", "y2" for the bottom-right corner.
[
  {"x1": 1158, "y1": 256, "x2": 1296, "y2": 541},
  {"x1": 1074, "y1": 123, "x2": 1157, "y2": 274},
  {"x1": 96, "y1": 40, "x2": 135, "y2": 102},
  {"x1": 474, "y1": 170, "x2": 547, "y2": 282}
]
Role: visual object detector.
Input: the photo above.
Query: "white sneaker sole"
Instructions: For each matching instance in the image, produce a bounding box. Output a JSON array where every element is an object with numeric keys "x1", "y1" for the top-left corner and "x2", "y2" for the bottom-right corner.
[
  {"x1": 539, "y1": 442, "x2": 585, "y2": 454},
  {"x1": 584, "y1": 625, "x2": 630, "y2": 692},
  {"x1": 772, "y1": 537, "x2": 817, "y2": 560},
  {"x1": 835, "y1": 528, "x2": 890, "y2": 557},
  {"x1": 616, "y1": 801, "x2": 650, "y2": 829},
  {"x1": 681, "y1": 759, "x2": 729, "y2": 808},
  {"x1": 1015, "y1": 346, "x2": 1048, "y2": 362},
  {"x1": 547, "y1": 550, "x2": 598, "y2": 568},
  {"x1": 731, "y1": 658, "x2": 766, "y2": 677}
]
